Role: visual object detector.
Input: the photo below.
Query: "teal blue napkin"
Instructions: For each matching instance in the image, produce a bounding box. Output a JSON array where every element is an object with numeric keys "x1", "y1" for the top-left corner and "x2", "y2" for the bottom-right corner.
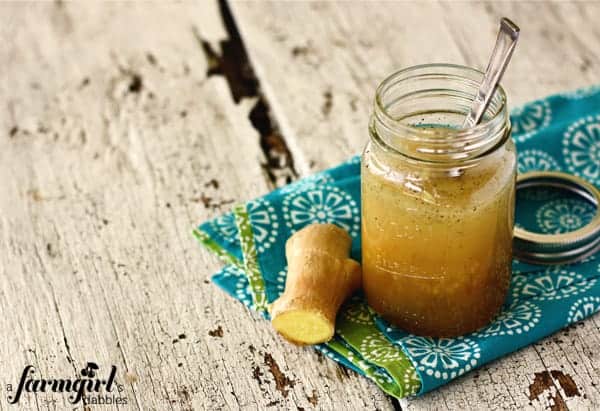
[{"x1": 194, "y1": 84, "x2": 600, "y2": 398}]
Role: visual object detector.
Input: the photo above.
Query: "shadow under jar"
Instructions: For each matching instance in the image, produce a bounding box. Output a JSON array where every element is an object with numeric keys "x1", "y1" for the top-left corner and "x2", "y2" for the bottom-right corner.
[{"x1": 361, "y1": 64, "x2": 516, "y2": 337}]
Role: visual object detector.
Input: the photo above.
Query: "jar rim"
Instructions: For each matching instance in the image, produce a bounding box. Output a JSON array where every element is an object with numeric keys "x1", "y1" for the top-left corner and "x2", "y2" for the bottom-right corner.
[{"x1": 374, "y1": 63, "x2": 508, "y2": 144}]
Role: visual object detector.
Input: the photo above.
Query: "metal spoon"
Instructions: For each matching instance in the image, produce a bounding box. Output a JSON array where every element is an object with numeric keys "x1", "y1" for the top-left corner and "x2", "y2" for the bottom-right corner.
[{"x1": 462, "y1": 18, "x2": 520, "y2": 128}]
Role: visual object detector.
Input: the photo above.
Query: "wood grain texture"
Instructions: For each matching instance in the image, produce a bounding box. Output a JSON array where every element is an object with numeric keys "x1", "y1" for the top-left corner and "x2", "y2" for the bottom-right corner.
[
  {"x1": 229, "y1": 1, "x2": 600, "y2": 410},
  {"x1": 0, "y1": 2, "x2": 391, "y2": 410},
  {"x1": 230, "y1": 0, "x2": 600, "y2": 172},
  {"x1": 2, "y1": 1, "x2": 599, "y2": 410}
]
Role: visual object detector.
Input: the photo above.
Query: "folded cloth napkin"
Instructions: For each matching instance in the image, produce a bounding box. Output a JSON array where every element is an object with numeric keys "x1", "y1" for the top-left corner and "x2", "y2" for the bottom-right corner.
[{"x1": 194, "y1": 84, "x2": 600, "y2": 398}]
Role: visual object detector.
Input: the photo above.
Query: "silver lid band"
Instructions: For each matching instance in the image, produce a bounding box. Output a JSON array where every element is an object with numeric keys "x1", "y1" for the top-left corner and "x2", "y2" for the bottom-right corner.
[{"x1": 513, "y1": 171, "x2": 600, "y2": 265}]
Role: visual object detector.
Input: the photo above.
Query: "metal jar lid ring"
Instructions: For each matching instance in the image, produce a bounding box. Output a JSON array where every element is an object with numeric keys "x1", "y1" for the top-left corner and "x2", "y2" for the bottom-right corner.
[{"x1": 513, "y1": 171, "x2": 600, "y2": 265}]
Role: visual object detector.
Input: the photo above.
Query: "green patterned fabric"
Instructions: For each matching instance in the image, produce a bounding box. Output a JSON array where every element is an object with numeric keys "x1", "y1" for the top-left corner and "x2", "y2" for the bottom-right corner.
[
  {"x1": 194, "y1": 201, "x2": 420, "y2": 398},
  {"x1": 194, "y1": 84, "x2": 600, "y2": 398}
]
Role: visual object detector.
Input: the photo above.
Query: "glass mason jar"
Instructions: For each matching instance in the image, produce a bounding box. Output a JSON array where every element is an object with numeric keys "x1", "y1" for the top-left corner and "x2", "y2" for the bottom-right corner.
[{"x1": 361, "y1": 64, "x2": 516, "y2": 337}]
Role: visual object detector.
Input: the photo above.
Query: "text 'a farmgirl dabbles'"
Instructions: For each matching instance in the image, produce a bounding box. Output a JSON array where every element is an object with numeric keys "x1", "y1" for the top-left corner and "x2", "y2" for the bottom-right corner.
[{"x1": 6, "y1": 362, "x2": 129, "y2": 406}]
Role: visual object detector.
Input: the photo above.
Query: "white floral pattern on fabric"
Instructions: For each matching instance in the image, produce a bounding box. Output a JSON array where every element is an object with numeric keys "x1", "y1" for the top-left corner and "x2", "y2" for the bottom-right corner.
[
  {"x1": 247, "y1": 198, "x2": 279, "y2": 254},
  {"x1": 282, "y1": 185, "x2": 360, "y2": 237},
  {"x1": 563, "y1": 115, "x2": 600, "y2": 185},
  {"x1": 234, "y1": 205, "x2": 268, "y2": 311},
  {"x1": 341, "y1": 302, "x2": 374, "y2": 325},
  {"x1": 274, "y1": 267, "x2": 286, "y2": 296},
  {"x1": 517, "y1": 149, "x2": 561, "y2": 173},
  {"x1": 209, "y1": 212, "x2": 238, "y2": 243},
  {"x1": 581, "y1": 254, "x2": 596, "y2": 264},
  {"x1": 567, "y1": 296, "x2": 600, "y2": 323},
  {"x1": 511, "y1": 269, "x2": 596, "y2": 301},
  {"x1": 279, "y1": 173, "x2": 334, "y2": 195},
  {"x1": 371, "y1": 367, "x2": 394, "y2": 385},
  {"x1": 240, "y1": 235, "x2": 257, "y2": 268},
  {"x1": 234, "y1": 276, "x2": 254, "y2": 308},
  {"x1": 402, "y1": 367, "x2": 421, "y2": 395},
  {"x1": 512, "y1": 101, "x2": 552, "y2": 143},
  {"x1": 359, "y1": 333, "x2": 405, "y2": 364},
  {"x1": 403, "y1": 337, "x2": 480, "y2": 380},
  {"x1": 315, "y1": 344, "x2": 338, "y2": 361},
  {"x1": 535, "y1": 198, "x2": 595, "y2": 234},
  {"x1": 474, "y1": 301, "x2": 541, "y2": 337},
  {"x1": 560, "y1": 85, "x2": 600, "y2": 100},
  {"x1": 220, "y1": 265, "x2": 245, "y2": 278}
]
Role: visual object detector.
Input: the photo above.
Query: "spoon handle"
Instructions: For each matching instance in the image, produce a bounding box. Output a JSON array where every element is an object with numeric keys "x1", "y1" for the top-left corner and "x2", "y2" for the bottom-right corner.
[{"x1": 462, "y1": 18, "x2": 520, "y2": 128}]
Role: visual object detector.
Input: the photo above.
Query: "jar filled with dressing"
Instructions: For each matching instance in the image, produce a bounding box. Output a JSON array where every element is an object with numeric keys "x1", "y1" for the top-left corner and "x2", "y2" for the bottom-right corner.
[{"x1": 362, "y1": 64, "x2": 516, "y2": 337}]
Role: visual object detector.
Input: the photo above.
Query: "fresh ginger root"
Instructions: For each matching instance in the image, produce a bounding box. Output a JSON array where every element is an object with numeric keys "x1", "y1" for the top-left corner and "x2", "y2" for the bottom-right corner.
[{"x1": 270, "y1": 223, "x2": 362, "y2": 345}]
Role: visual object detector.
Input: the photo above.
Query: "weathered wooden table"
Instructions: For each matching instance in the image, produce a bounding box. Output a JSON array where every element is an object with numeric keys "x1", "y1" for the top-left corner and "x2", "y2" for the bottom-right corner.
[{"x1": 1, "y1": 1, "x2": 599, "y2": 410}]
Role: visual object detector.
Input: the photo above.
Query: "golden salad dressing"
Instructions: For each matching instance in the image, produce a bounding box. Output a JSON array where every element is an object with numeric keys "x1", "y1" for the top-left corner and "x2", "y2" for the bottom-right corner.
[{"x1": 361, "y1": 65, "x2": 516, "y2": 337}]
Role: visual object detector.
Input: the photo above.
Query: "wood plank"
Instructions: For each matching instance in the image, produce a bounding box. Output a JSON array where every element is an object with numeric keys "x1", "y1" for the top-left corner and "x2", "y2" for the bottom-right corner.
[
  {"x1": 0, "y1": 2, "x2": 391, "y2": 410},
  {"x1": 231, "y1": 0, "x2": 600, "y2": 171},
  {"x1": 230, "y1": 1, "x2": 600, "y2": 410}
]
